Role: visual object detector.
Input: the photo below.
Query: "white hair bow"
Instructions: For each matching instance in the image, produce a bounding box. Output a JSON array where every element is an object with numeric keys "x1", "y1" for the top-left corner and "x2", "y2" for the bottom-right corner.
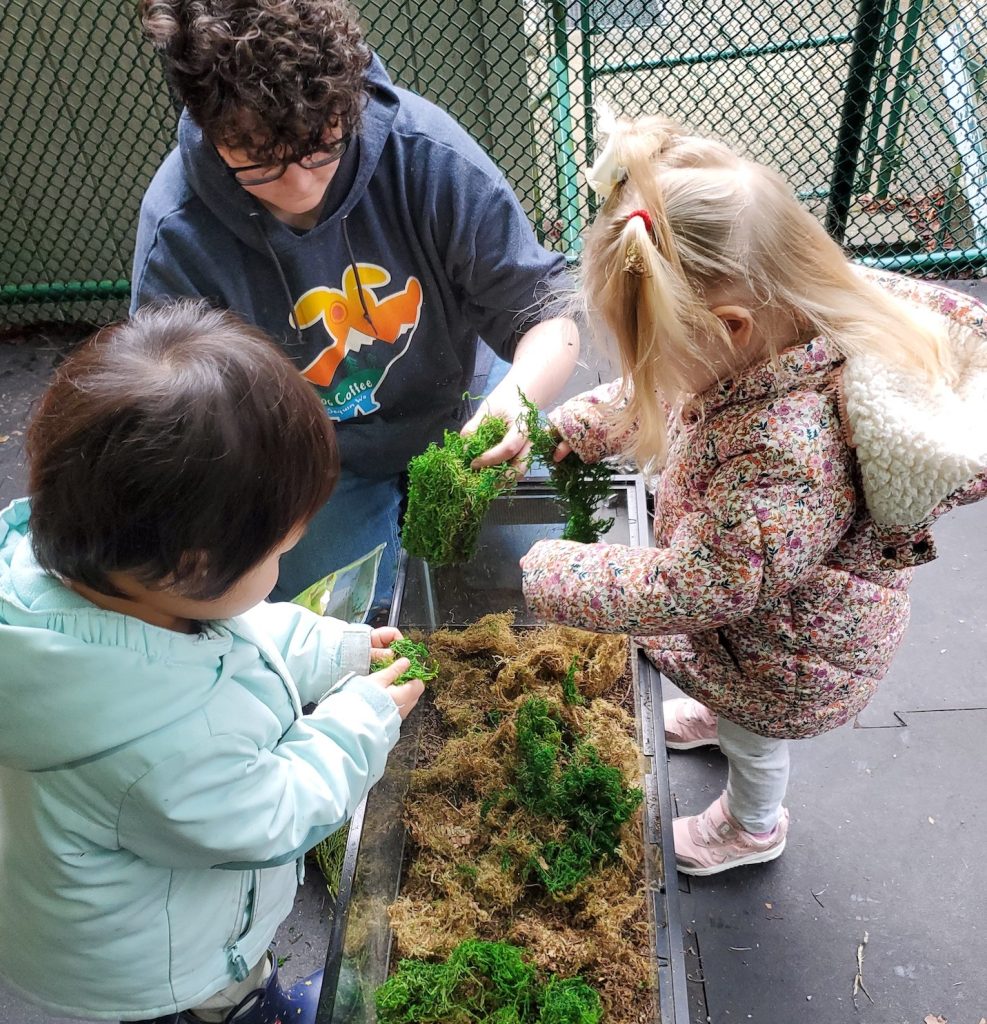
[{"x1": 585, "y1": 133, "x2": 626, "y2": 200}]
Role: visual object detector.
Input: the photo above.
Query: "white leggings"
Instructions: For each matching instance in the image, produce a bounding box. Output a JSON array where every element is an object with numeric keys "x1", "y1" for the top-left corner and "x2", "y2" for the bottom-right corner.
[{"x1": 717, "y1": 716, "x2": 790, "y2": 834}]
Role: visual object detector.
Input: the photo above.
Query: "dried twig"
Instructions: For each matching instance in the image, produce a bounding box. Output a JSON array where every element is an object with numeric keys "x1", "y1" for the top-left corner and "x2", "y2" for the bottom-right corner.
[
  {"x1": 852, "y1": 931, "x2": 874, "y2": 1009},
  {"x1": 811, "y1": 887, "x2": 827, "y2": 908}
]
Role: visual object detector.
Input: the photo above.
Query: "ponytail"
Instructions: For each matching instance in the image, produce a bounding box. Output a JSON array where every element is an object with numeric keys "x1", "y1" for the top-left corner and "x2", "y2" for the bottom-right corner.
[{"x1": 578, "y1": 109, "x2": 950, "y2": 467}]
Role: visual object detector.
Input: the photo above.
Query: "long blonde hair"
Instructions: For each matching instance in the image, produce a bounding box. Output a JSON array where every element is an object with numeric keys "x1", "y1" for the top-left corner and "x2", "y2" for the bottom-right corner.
[{"x1": 581, "y1": 111, "x2": 950, "y2": 466}]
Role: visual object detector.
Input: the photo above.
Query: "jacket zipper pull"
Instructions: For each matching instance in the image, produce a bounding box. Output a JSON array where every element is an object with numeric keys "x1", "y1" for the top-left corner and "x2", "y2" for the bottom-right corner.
[{"x1": 227, "y1": 943, "x2": 250, "y2": 982}]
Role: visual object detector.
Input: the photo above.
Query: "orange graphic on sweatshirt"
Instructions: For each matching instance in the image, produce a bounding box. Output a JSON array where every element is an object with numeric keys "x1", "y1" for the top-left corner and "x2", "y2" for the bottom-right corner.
[{"x1": 293, "y1": 265, "x2": 423, "y2": 387}]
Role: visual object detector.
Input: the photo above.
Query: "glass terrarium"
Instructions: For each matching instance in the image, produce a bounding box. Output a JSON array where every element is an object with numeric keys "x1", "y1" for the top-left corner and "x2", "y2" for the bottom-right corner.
[{"x1": 314, "y1": 476, "x2": 689, "y2": 1024}]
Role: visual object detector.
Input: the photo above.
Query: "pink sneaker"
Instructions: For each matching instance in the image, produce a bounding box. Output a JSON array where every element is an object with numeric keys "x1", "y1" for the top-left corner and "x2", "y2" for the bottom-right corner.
[
  {"x1": 673, "y1": 794, "x2": 789, "y2": 876},
  {"x1": 664, "y1": 698, "x2": 719, "y2": 750}
]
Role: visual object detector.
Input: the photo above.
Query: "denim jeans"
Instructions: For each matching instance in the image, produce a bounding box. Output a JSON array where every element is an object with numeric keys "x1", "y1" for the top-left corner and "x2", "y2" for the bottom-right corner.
[{"x1": 271, "y1": 470, "x2": 403, "y2": 620}]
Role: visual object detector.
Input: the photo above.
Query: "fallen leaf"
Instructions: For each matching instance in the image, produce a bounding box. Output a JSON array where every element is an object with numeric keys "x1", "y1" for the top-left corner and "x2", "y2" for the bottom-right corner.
[
  {"x1": 923, "y1": 1015, "x2": 947, "y2": 1024},
  {"x1": 764, "y1": 901, "x2": 773, "y2": 909},
  {"x1": 0, "y1": 435, "x2": 9, "y2": 443}
]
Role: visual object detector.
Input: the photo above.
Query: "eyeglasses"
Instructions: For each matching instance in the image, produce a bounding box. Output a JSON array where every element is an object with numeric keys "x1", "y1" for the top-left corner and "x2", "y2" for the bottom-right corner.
[{"x1": 223, "y1": 135, "x2": 350, "y2": 186}]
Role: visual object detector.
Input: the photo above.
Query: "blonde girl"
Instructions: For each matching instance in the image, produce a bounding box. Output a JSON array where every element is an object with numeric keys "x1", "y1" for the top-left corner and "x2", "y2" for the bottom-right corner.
[{"x1": 521, "y1": 112, "x2": 987, "y2": 875}]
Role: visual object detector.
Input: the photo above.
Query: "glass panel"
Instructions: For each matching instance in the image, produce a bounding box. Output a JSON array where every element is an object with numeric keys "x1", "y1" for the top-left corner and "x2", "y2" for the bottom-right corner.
[{"x1": 397, "y1": 476, "x2": 644, "y2": 630}]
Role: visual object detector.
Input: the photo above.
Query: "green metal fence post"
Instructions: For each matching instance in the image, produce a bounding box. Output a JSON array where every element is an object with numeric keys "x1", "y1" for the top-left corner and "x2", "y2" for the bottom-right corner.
[
  {"x1": 579, "y1": 0, "x2": 597, "y2": 222},
  {"x1": 875, "y1": 0, "x2": 926, "y2": 197},
  {"x1": 825, "y1": 0, "x2": 891, "y2": 243},
  {"x1": 546, "y1": 0, "x2": 583, "y2": 254},
  {"x1": 857, "y1": 0, "x2": 901, "y2": 191}
]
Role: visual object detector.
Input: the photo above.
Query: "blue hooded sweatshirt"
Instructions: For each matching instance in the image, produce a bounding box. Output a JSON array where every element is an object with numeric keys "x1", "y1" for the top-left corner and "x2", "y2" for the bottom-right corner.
[{"x1": 132, "y1": 58, "x2": 568, "y2": 478}]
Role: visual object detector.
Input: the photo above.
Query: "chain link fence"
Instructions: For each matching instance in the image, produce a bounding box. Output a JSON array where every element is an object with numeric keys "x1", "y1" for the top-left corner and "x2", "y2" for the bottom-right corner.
[{"x1": 1, "y1": 0, "x2": 985, "y2": 327}]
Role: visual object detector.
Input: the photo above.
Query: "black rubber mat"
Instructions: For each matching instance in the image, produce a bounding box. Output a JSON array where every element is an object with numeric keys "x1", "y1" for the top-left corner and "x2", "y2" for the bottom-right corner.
[{"x1": 669, "y1": 501, "x2": 987, "y2": 1023}]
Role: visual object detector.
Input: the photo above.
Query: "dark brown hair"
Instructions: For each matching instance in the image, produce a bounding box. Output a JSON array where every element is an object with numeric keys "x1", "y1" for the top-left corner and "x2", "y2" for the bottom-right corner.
[
  {"x1": 27, "y1": 302, "x2": 338, "y2": 600},
  {"x1": 140, "y1": 0, "x2": 371, "y2": 164}
]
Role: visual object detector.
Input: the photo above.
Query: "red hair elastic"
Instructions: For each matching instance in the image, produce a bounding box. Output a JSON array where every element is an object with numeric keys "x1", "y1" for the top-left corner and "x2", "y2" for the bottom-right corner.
[{"x1": 627, "y1": 209, "x2": 653, "y2": 233}]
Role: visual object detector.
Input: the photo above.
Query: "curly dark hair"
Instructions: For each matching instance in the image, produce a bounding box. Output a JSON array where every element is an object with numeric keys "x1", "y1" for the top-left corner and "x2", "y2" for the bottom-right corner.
[{"x1": 141, "y1": 0, "x2": 372, "y2": 164}]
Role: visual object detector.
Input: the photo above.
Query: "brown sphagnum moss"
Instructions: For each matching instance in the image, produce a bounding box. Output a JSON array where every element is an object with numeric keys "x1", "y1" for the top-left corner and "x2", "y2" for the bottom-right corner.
[{"x1": 387, "y1": 615, "x2": 656, "y2": 1024}]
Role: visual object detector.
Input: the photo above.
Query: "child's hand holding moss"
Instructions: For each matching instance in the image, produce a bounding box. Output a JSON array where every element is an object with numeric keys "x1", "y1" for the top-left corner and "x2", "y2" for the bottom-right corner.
[
  {"x1": 369, "y1": 658, "x2": 424, "y2": 719},
  {"x1": 370, "y1": 634, "x2": 439, "y2": 690},
  {"x1": 369, "y1": 626, "x2": 403, "y2": 662}
]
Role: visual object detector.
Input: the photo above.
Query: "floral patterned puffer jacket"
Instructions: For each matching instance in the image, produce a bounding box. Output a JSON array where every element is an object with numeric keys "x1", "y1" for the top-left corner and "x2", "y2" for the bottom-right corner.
[{"x1": 522, "y1": 272, "x2": 987, "y2": 739}]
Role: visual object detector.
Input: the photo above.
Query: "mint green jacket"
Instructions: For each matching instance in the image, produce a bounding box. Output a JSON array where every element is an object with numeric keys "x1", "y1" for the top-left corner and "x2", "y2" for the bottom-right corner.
[{"x1": 0, "y1": 499, "x2": 401, "y2": 1019}]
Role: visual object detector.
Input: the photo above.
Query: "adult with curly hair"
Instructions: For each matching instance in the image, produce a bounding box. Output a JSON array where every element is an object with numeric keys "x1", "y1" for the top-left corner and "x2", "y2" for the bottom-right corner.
[{"x1": 132, "y1": 0, "x2": 578, "y2": 618}]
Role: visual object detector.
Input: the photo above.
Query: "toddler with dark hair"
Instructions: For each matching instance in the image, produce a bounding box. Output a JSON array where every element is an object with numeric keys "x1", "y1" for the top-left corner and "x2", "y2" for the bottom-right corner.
[{"x1": 0, "y1": 302, "x2": 423, "y2": 1023}]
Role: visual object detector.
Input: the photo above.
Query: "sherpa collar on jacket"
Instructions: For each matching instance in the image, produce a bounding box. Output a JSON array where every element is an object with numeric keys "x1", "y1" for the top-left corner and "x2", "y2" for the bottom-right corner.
[{"x1": 681, "y1": 273, "x2": 987, "y2": 538}]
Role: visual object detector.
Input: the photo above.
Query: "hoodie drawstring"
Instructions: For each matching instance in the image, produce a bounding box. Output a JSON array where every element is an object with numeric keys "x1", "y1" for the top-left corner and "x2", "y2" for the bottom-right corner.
[
  {"x1": 249, "y1": 210, "x2": 382, "y2": 349},
  {"x1": 342, "y1": 214, "x2": 381, "y2": 339},
  {"x1": 249, "y1": 211, "x2": 304, "y2": 350}
]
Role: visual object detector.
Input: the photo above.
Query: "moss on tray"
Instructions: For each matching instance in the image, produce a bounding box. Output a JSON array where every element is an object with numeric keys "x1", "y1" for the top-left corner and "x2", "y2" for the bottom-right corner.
[
  {"x1": 376, "y1": 938, "x2": 603, "y2": 1024},
  {"x1": 385, "y1": 614, "x2": 656, "y2": 1024}
]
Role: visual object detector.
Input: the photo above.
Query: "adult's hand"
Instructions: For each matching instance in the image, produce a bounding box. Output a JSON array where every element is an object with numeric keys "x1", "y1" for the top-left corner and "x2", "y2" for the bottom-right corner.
[{"x1": 462, "y1": 399, "x2": 531, "y2": 477}]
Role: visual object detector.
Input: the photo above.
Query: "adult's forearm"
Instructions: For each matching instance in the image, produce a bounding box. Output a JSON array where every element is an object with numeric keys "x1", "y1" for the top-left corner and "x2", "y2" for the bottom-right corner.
[{"x1": 486, "y1": 316, "x2": 580, "y2": 415}]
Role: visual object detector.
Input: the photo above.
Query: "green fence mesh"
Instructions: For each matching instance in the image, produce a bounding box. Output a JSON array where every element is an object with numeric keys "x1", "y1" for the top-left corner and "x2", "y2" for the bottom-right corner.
[{"x1": 1, "y1": 0, "x2": 985, "y2": 327}]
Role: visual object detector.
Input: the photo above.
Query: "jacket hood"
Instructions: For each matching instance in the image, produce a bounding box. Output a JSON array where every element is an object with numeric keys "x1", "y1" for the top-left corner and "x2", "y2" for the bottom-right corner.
[
  {"x1": 695, "y1": 272, "x2": 987, "y2": 531},
  {"x1": 839, "y1": 280, "x2": 987, "y2": 528},
  {"x1": 179, "y1": 56, "x2": 400, "y2": 254},
  {"x1": 0, "y1": 499, "x2": 234, "y2": 772}
]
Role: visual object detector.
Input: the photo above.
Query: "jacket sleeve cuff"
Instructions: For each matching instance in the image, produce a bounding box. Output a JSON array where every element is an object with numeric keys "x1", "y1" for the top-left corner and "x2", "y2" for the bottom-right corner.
[
  {"x1": 327, "y1": 674, "x2": 402, "y2": 746},
  {"x1": 334, "y1": 622, "x2": 373, "y2": 676}
]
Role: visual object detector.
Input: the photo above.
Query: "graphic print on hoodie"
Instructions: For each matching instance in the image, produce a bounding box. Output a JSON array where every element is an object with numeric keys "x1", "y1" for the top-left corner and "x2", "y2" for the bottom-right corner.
[{"x1": 293, "y1": 264, "x2": 424, "y2": 419}]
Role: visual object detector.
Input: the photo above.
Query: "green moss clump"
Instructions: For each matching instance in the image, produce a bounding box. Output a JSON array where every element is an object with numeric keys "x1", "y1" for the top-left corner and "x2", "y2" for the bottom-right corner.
[
  {"x1": 538, "y1": 976, "x2": 604, "y2": 1024},
  {"x1": 560, "y1": 655, "x2": 585, "y2": 706},
  {"x1": 520, "y1": 393, "x2": 615, "y2": 544},
  {"x1": 513, "y1": 698, "x2": 564, "y2": 811},
  {"x1": 509, "y1": 697, "x2": 643, "y2": 894},
  {"x1": 534, "y1": 744, "x2": 642, "y2": 893},
  {"x1": 388, "y1": 637, "x2": 439, "y2": 685},
  {"x1": 309, "y1": 824, "x2": 349, "y2": 897},
  {"x1": 375, "y1": 939, "x2": 602, "y2": 1024},
  {"x1": 401, "y1": 416, "x2": 514, "y2": 566}
]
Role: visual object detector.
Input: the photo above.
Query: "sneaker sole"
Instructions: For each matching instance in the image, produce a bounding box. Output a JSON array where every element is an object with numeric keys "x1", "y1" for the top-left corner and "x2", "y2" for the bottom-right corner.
[
  {"x1": 665, "y1": 737, "x2": 720, "y2": 751},
  {"x1": 675, "y1": 836, "x2": 787, "y2": 877}
]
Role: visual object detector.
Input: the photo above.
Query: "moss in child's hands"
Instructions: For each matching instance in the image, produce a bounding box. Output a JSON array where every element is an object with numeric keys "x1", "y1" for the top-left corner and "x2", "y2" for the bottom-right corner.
[
  {"x1": 519, "y1": 393, "x2": 615, "y2": 544},
  {"x1": 401, "y1": 416, "x2": 515, "y2": 566},
  {"x1": 385, "y1": 637, "x2": 439, "y2": 685}
]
